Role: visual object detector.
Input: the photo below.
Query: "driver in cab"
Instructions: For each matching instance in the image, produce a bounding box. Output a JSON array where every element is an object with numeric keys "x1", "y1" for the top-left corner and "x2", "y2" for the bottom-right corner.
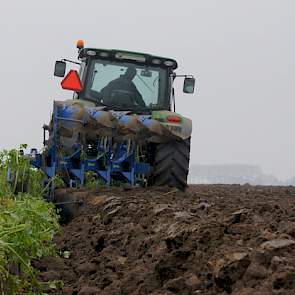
[{"x1": 100, "y1": 67, "x2": 146, "y2": 107}]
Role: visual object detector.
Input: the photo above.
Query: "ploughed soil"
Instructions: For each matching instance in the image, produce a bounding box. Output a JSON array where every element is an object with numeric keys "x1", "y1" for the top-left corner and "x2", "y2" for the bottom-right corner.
[{"x1": 36, "y1": 185, "x2": 295, "y2": 295}]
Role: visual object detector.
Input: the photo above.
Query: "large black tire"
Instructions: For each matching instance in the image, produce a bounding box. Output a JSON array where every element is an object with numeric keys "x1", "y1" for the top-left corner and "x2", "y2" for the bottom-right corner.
[{"x1": 150, "y1": 138, "x2": 191, "y2": 191}]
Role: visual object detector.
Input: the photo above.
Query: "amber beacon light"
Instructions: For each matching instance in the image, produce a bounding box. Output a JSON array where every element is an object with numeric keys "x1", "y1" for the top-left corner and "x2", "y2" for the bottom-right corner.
[{"x1": 76, "y1": 39, "x2": 85, "y2": 49}]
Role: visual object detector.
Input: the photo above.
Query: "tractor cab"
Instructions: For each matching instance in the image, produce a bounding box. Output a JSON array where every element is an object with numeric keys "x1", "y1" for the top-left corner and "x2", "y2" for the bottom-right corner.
[{"x1": 54, "y1": 40, "x2": 195, "y2": 113}]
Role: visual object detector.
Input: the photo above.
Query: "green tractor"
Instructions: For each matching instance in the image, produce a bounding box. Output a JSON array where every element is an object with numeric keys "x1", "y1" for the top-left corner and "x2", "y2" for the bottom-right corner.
[{"x1": 38, "y1": 40, "x2": 195, "y2": 191}]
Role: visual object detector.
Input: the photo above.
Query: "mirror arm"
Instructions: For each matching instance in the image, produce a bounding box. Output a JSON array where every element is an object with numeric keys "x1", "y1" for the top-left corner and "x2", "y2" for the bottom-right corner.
[
  {"x1": 61, "y1": 59, "x2": 81, "y2": 66},
  {"x1": 171, "y1": 74, "x2": 194, "y2": 79}
]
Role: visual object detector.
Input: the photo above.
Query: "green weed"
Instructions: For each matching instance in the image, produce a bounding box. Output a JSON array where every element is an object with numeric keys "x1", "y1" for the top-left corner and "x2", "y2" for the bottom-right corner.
[{"x1": 0, "y1": 146, "x2": 60, "y2": 294}]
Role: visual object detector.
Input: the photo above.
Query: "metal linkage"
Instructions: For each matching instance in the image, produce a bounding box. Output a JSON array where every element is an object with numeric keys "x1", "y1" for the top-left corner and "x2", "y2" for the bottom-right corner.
[{"x1": 111, "y1": 141, "x2": 150, "y2": 186}]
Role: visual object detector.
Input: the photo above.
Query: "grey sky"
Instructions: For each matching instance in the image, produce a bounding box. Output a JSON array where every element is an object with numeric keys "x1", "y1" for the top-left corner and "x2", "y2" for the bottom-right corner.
[{"x1": 0, "y1": 0, "x2": 294, "y2": 179}]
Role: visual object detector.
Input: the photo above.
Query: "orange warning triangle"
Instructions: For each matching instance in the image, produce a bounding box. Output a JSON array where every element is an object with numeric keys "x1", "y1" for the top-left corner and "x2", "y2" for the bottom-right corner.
[{"x1": 61, "y1": 70, "x2": 83, "y2": 92}]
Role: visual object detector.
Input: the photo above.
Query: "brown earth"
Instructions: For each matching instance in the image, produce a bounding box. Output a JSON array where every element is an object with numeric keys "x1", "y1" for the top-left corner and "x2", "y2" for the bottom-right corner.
[{"x1": 36, "y1": 185, "x2": 295, "y2": 295}]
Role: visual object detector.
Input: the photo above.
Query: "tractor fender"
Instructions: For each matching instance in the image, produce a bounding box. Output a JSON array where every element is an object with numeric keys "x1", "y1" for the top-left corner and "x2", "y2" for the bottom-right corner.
[{"x1": 145, "y1": 110, "x2": 192, "y2": 143}]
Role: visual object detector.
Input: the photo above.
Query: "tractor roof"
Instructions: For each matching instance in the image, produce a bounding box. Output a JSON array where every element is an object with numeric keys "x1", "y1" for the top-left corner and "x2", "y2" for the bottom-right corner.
[{"x1": 78, "y1": 48, "x2": 178, "y2": 70}]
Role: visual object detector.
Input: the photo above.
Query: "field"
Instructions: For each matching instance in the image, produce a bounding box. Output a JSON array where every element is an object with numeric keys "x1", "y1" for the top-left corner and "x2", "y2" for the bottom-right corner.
[{"x1": 36, "y1": 185, "x2": 295, "y2": 295}]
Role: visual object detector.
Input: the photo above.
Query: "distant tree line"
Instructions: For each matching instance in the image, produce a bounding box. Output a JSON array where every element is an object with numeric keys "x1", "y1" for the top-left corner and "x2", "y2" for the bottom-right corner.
[{"x1": 188, "y1": 164, "x2": 294, "y2": 186}]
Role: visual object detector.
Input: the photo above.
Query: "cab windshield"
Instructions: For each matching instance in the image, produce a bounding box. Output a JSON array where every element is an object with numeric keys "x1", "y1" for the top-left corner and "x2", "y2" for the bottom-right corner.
[{"x1": 83, "y1": 59, "x2": 169, "y2": 111}]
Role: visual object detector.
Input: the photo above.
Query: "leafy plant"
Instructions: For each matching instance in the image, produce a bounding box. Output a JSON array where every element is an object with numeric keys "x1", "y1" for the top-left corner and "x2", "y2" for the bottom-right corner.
[
  {"x1": 85, "y1": 171, "x2": 105, "y2": 190},
  {"x1": 0, "y1": 146, "x2": 60, "y2": 294}
]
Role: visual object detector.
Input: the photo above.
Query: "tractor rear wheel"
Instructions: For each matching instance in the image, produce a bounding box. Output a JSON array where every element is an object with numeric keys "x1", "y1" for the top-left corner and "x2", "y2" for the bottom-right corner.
[{"x1": 150, "y1": 138, "x2": 191, "y2": 191}]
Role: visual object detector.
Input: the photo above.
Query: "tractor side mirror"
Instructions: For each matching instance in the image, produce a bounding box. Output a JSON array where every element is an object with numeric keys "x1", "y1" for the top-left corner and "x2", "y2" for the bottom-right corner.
[
  {"x1": 54, "y1": 60, "x2": 66, "y2": 77},
  {"x1": 183, "y1": 77, "x2": 195, "y2": 94}
]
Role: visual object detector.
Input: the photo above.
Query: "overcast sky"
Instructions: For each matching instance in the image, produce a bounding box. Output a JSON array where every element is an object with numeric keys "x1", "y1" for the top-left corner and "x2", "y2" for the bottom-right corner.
[{"x1": 0, "y1": 0, "x2": 294, "y2": 179}]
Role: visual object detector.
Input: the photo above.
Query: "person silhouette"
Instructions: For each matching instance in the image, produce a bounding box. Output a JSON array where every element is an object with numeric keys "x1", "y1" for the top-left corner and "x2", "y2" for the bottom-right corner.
[{"x1": 101, "y1": 66, "x2": 145, "y2": 107}]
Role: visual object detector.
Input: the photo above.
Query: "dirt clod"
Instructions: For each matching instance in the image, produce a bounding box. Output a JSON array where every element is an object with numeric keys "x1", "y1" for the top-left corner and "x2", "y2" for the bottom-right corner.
[
  {"x1": 260, "y1": 239, "x2": 295, "y2": 251},
  {"x1": 78, "y1": 286, "x2": 100, "y2": 295}
]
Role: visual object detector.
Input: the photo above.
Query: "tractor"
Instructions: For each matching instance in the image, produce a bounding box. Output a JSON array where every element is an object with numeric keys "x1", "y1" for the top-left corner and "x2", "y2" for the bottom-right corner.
[{"x1": 32, "y1": 40, "x2": 195, "y2": 192}]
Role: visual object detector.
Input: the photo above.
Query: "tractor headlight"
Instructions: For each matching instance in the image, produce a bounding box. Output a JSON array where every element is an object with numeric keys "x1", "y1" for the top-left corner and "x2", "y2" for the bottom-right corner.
[
  {"x1": 100, "y1": 52, "x2": 109, "y2": 58},
  {"x1": 164, "y1": 60, "x2": 176, "y2": 67},
  {"x1": 87, "y1": 50, "x2": 96, "y2": 56},
  {"x1": 152, "y1": 58, "x2": 161, "y2": 65}
]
